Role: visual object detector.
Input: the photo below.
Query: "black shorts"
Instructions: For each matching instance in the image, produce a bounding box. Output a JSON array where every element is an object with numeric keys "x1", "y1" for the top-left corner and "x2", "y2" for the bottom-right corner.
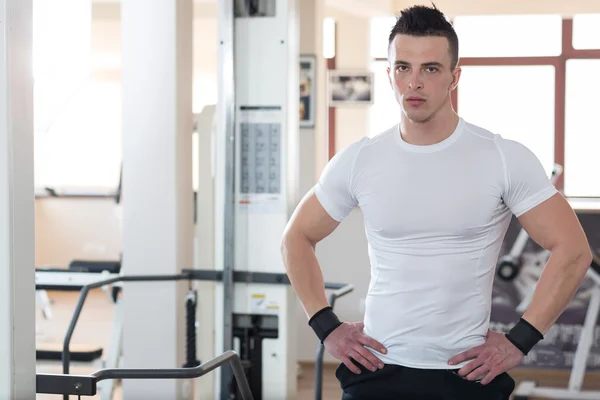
[{"x1": 336, "y1": 360, "x2": 515, "y2": 400}]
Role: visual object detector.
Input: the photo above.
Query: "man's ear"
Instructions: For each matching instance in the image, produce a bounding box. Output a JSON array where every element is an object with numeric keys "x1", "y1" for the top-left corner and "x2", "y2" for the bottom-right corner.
[{"x1": 450, "y1": 66, "x2": 462, "y2": 91}]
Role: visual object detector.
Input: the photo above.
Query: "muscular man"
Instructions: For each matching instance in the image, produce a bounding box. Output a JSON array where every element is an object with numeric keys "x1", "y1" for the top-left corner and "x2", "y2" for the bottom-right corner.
[{"x1": 281, "y1": 5, "x2": 593, "y2": 400}]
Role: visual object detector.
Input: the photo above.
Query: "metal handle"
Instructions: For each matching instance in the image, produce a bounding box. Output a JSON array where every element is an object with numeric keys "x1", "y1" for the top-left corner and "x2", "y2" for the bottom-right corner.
[
  {"x1": 94, "y1": 350, "x2": 253, "y2": 400},
  {"x1": 36, "y1": 350, "x2": 254, "y2": 400}
]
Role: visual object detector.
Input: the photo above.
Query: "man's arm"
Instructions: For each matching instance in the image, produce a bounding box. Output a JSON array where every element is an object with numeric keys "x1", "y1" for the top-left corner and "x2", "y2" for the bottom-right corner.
[
  {"x1": 517, "y1": 193, "x2": 593, "y2": 334},
  {"x1": 281, "y1": 189, "x2": 387, "y2": 374},
  {"x1": 450, "y1": 193, "x2": 593, "y2": 383},
  {"x1": 281, "y1": 190, "x2": 340, "y2": 319}
]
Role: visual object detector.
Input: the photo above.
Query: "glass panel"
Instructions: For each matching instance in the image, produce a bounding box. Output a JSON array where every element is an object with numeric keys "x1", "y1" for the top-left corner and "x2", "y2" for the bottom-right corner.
[
  {"x1": 564, "y1": 59, "x2": 600, "y2": 197},
  {"x1": 34, "y1": 81, "x2": 122, "y2": 190},
  {"x1": 33, "y1": 0, "x2": 92, "y2": 134},
  {"x1": 369, "y1": 60, "x2": 401, "y2": 137},
  {"x1": 453, "y1": 15, "x2": 562, "y2": 57},
  {"x1": 370, "y1": 16, "x2": 397, "y2": 59},
  {"x1": 458, "y1": 66, "x2": 555, "y2": 176},
  {"x1": 572, "y1": 14, "x2": 600, "y2": 50}
]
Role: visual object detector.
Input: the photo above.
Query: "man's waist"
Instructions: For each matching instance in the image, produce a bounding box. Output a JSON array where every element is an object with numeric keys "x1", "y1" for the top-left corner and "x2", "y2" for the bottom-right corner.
[{"x1": 366, "y1": 336, "x2": 484, "y2": 370}]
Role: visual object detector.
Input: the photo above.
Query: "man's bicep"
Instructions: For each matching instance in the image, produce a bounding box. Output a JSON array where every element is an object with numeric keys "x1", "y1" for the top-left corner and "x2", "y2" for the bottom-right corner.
[
  {"x1": 517, "y1": 193, "x2": 588, "y2": 253},
  {"x1": 284, "y1": 191, "x2": 341, "y2": 246}
]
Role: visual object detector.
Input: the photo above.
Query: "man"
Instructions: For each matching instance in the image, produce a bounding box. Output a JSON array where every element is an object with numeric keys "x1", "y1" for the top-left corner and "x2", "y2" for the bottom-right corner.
[{"x1": 281, "y1": 5, "x2": 592, "y2": 400}]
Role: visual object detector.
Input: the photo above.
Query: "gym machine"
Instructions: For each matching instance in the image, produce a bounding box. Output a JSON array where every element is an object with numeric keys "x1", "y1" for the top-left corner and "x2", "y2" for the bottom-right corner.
[
  {"x1": 34, "y1": 271, "x2": 352, "y2": 400},
  {"x1": 495, "y1": 164, "x2": 600, "y2": 399},
  {"x1": 37, "y1": 349, "x2": 254, "y2": 400},
  {"x1": 511, "y1": 256, "x2": 600, "y2": 400},
  {"x1": 212, "y1": 0, "x2": 312, "y2": 399}
]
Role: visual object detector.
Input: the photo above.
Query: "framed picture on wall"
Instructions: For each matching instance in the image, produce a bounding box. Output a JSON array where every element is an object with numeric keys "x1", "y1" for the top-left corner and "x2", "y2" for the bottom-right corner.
[
  {"x1": 328, "y1": 70, "x2": 374, "y2": 106},
  {"x1": 299, "y1": 55, "x2": 317, "y2": 129}
]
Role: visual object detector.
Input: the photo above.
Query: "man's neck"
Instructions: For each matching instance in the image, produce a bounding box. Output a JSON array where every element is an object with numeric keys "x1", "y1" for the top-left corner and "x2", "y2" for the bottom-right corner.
[{"x1": 400, "y1": 108, "x2": 460, "y2": 146}]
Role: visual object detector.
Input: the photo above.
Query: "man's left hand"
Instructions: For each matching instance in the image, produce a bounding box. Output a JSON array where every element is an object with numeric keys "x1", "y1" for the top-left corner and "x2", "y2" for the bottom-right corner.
[{"x1": 448, "y1": 329, "x2": 524, "y2": 385}]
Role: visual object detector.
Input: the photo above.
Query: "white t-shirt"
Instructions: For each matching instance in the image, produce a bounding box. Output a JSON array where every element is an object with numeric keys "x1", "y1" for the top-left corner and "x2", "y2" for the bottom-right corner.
[{"x1": 313, "y1": 118, "x2": 558, "y2": 369}]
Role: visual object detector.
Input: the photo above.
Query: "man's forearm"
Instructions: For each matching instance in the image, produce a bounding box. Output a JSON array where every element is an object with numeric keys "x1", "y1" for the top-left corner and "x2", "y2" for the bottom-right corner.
[
  {"x1": 281, "y1": 232, "x2": 330, "y2": 319},
  {"x1": 522, "y1": 245, "x2": 592, "y2": 335}
]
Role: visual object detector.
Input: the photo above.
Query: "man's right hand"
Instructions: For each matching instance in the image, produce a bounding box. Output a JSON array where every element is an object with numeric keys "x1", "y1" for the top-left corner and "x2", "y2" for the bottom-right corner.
[{"x1": 323, "y1": 321, "x2": 387, "y2": 374}]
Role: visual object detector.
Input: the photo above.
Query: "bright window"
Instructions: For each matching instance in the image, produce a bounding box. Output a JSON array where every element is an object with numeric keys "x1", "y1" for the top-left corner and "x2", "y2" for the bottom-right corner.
[
  {"x1": 323, "y1": 17, "x2": 337, "y2": 59},
  {"x1": 369, "y1": 60, "x2": 400, "y2": 137},
  {"x1": 33, "y1": 0, "x2": 91, "y2": 134},
  {"x1": 453, "y1": 15, "x2": 562, "y2": 57},
  {"x1": 572, "y1": 14, "x2": 600, "y2": 50},
  {"x1": 34, "y1": 81, "x2": 123, "y2": 190},
  {"x1": 564, "y1": 59, "x2": 600, "y2": 197},
  {"x1": 370, "y1": 16, "x2": 397, "y2": 59},
  {"x1": 457, "y1": 66, "x2": 556, "y2": 176}
]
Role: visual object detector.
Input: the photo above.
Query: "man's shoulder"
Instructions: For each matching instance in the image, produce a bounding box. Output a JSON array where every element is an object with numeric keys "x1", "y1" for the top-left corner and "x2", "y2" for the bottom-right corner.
[
  {"x1": 460, "y1": 119, "x2": 529, "y2": 157},
  {"x1": 461, "y1": 119, "x2": 526, "y2": 150},
  {"x1": 461, "y1": 119, "x2": 498, "y2": 142},
  {"x1": 337, "y1": 125, "x2": 397, "y2": 161},
  {"x1": 355, "y1": 125, "x2": 398, "y2": 154}
]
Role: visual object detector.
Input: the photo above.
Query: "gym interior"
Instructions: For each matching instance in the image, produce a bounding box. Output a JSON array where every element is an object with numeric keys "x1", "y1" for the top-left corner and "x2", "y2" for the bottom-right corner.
[{"x1": 2, "y1": 0, "x2": 600, "y2": 399}]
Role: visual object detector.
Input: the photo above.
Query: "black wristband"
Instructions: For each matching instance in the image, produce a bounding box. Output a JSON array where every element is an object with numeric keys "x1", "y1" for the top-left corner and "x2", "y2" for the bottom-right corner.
[
  {"x1": 505, "y1": 318, "x2": 543, "y2": 355},
  {"x1": 308, "y1": 306, "x2": 342, "y2": 343}
]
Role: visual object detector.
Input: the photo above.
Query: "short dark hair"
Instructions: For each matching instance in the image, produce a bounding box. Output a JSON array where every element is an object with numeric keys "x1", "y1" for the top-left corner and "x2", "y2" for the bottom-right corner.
[{"x1": 388, "y1": 4, "x2": 459, "y2": 69}]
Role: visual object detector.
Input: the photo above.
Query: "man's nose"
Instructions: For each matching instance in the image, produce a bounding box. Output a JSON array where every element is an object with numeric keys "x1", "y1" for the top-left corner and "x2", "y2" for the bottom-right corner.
[{"x1": 408, "y1": 71, "x2": 423, "y2": 90}]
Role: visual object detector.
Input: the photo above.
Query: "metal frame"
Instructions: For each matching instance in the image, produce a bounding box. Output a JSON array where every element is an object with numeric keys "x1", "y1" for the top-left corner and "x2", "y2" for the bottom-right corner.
[
  {"x1": 35, "y1": 270, "x2": 353, "y2": 400},
  {"x1": 37, "y1": 350, "x2": 254, "y2": 400},
  {"x1": 217, "y1": 0, "x2": 237, "y2": 396}
]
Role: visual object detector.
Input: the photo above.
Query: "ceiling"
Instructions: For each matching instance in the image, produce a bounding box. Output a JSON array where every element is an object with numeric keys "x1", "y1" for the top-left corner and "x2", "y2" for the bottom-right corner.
[{"x1": 90, "y1": 0, "x2": 396, "y2": 18}]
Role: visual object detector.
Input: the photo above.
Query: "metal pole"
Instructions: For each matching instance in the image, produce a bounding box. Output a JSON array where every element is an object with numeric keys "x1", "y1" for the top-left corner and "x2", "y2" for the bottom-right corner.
[{"x1": 218, "y1": 0, "x2": 236, "y2": 397}]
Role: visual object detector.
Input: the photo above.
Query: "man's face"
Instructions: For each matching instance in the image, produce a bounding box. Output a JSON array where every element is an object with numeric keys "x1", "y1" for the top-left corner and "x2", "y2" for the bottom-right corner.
[{"x1": 386, "y1": 34, "x2": 460, "y2": 123}]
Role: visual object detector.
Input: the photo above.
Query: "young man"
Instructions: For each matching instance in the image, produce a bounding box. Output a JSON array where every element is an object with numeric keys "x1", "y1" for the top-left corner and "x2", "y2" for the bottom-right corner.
[{"x1": 281, "y1": 5, "x2": 592, "y2": 400}]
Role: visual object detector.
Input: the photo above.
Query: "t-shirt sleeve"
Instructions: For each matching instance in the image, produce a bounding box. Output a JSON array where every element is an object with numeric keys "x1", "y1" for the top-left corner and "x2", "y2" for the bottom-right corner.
[
  {"x1": 495, "y1": 136, "x2": 558, "y2": 217},
  {"x1": 313, "y1": 138, "x2": 367, "y2": 222}
]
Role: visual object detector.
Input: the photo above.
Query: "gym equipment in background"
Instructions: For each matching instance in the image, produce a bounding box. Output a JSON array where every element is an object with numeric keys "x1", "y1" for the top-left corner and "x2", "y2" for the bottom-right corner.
[
  {"x1": 512, "y1": 254, "x2": 600, "y2": 400},
  {"x1": 35, "y1": 269, "x2": 352, "y2": 400},
  {"x1": 35, "y1": 260, "x2": 122, "y2": 354},
  {"x1": 35, "y1": 267, "x2": 123, "y2": 400},
  {"x1": 211, "y1": 0, "x2": 306, "y2": 398},
  {"x1": 36, "y1": 349, "x2": 254, "y2": 400}
]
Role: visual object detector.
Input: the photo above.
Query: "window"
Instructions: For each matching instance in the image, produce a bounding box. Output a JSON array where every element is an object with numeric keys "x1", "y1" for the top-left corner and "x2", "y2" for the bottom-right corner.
[
  {"x1": 452, "y1": 15, "x2": 562, "y2": 57},
  {"x1": 323, "y1": 17, "x2": 336, "y2": 59},
  {"x1": 33, "y1": 0, "x2": 91, "y2": 134},
  {"x1": 34, "y1": 81, "x2": 123, "y2": 190},
  {"x1": 457, "y1": 66, "x2": 556, "y2": 176},
  {"x1": 369, "y1": 60, "x2": 400, "y2": 137},
  {"x1": 564, "y1": 59, "x2": 600, "y2": 197},
  {"x1": 370, "y1": 16, "x2": 397, "y2": 59},
  {"x1": 572, "y1": 14, "x2": 600, "y2": 50}
]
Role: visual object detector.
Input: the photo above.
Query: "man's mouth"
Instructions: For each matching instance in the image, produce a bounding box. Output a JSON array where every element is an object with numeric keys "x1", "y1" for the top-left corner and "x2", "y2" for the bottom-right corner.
[{"x1": 406, "y1": 97, "x2": 426, "y2": 106}]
